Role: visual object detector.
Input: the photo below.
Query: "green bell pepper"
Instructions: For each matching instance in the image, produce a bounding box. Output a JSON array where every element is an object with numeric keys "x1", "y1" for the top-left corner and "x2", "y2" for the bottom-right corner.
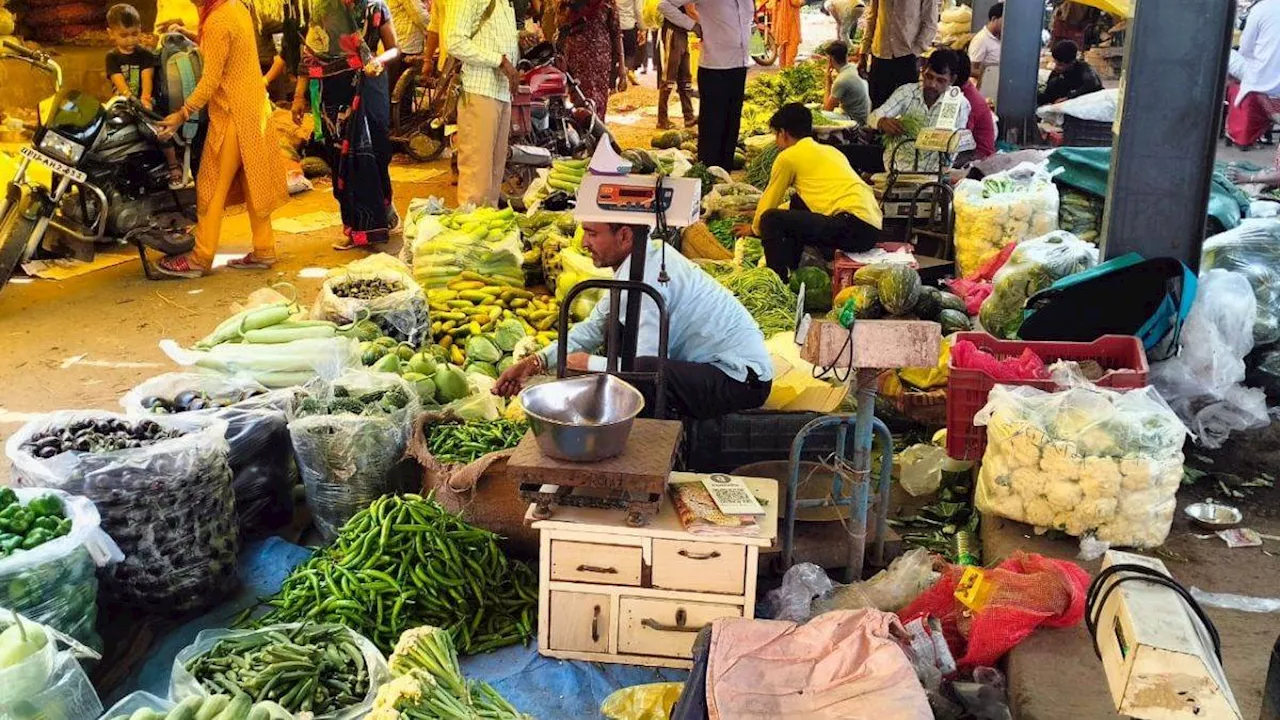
[
  {"x1": 20, "y1": 528, "x2": 52, "y2": 550},
  {"x1": 32, "y1": 516, "x2": 60, "y2": 534},
  {"x1": 26, "y1": 494, "x2": 63, "y2": 519},
  {"x1": 54, "y1": 518, "x2": 72, "y2": 537},
  {"x1": 0, "y1": 488, "x2": 16, "y2": 511},
  {"x1": 0, "y1": 534, "x2": 21, "y2": 554},
  {"x1": 0, "y1": 508, "x2": 33, "y2": 535}
]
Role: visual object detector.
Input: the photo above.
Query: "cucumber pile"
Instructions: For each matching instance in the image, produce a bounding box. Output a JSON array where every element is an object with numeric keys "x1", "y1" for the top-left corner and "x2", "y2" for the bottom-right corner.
[{"x1": 108, "y1": 694, "x2": 292, "y2": 720}]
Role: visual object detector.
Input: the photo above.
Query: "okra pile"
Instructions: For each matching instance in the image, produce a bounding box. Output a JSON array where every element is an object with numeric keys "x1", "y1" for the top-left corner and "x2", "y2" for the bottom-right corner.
[
  {"x1": 183, "y1": 625, "x2": 369, "y2": 715},
  {"x1": 243, "y1": 494, "x2": 537, "y2": 654}
]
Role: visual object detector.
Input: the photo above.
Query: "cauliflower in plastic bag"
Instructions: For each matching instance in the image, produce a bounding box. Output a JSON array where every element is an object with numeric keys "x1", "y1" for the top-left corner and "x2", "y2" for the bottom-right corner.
[
  {"x1": 974, "y1": 383, "x2": 1186, "y2": 548},
  {"x1": 954, "y1": 162, "x2": 1061, "y2": 277}
]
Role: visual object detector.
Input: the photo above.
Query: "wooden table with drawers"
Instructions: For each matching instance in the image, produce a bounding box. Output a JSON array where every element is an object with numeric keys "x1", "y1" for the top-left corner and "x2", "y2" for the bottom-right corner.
[{"x1": 526, "y1": 474, "x2": 778, "y2": 669}]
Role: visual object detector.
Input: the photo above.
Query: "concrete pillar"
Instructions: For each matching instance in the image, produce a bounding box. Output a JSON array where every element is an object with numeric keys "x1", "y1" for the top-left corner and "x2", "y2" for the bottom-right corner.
[
  {"x1": 1100, "y1": 0, "x2": 1235, "y2": 268},
  {"x1": 993, "y1": 0, "x2": 1045, "y2": 144}
]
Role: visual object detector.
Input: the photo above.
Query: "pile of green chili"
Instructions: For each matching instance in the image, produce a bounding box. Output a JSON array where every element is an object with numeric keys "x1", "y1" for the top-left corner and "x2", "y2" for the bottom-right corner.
[
  {"x1": 239, "y1": 494, "x2": 537, "y2": 655},
  {"x1": 720, "y1": 266, "x2": 799, "y2": 336},
  {"x1": 426, "y1": 420, "x2": 527, "y2": 465}
]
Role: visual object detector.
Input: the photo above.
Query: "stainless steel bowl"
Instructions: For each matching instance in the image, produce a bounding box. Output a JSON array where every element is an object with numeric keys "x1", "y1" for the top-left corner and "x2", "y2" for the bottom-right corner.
[
  {"x1": 519, "y1": 374, "x2": 646, "y2": 462},
  {"x1": 1184, "y1": 501, "x2": 1243, "y2": 530}
]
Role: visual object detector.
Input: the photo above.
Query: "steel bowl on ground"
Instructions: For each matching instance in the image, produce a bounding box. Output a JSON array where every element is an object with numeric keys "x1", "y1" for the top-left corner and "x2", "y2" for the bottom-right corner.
[
  {"x1": 519, "y1": 374, "x2": 645, "y2": 462},
  {"x1": 1184, "y1": 501, "x2": 1243, "y2": 531}
]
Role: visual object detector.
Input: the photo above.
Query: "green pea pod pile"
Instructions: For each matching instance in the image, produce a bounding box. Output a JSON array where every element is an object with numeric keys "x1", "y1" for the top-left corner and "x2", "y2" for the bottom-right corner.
[
  {"x1": 242, "y1": 494, "x2": 537, "y2": 655},
  {"x1": 425, "y1": 420, "x2": 527, "y2": 465}
]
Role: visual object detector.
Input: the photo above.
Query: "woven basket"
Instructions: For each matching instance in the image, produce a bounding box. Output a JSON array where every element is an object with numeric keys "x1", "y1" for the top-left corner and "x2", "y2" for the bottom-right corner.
[
  {"x1": 877, "y1": 370, "x2": 948, "y2": 427},
  {"x1": 682, "y1": 221, "x2": 733, "y2": 261}
]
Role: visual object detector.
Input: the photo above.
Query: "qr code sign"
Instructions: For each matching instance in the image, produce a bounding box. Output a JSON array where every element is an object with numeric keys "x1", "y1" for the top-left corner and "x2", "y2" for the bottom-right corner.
[{"x1": 702, "y1": 474, "x2": 764, "y2": 515}]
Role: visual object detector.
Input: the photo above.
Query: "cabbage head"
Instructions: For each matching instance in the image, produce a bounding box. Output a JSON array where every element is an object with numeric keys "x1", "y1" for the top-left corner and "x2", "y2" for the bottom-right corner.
[
  {"x1": 465, "y1": 334, "x2": 502, "y2": 363},
  {"x1": 789, "y1": 266, "x2": 832, "y2": 312},
  {"x1": 493, "y1": 319, "x2": 527, "y2": 352}
]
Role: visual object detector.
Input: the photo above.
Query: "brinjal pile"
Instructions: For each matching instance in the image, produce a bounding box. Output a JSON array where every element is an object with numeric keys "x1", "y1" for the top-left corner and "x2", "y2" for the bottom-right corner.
[
  {"x1": 331, "y1": 277, "x2": 404, "y2": 299},
  {"x1": 19, "y1": 418, "x2": 182, "y2": 458},
  {"x1": 140, "y1": 388, "x2": 266, "y2": 414}
]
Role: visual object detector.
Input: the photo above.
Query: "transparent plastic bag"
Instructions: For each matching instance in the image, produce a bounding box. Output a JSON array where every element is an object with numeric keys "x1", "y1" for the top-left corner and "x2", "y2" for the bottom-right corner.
[
  {"x1": 409, "y1": 209, "x2": 524, "y2": 290},
  {"x1": 815, "y1": 548, "x2": 939, "y2": 614},
  {"x1": 954, "y1": 163, "x2": 1060, "y2": 277},
  {"x1": 100, "y1": 692, "x2": 172, "y2": 720},
  {"x1": 701, "y1": 182, "x2": 763, "y2": 220},
  {"x1": 0, "y1": 489, "x2": 122, "y2": 651},
  {"x1": 313, "y1": 254, "x2": 430, "y2": 344},
  {"x1": 1200, "y1": 218, "x2": 1280, "y2": 345},
  {"x1": 6, "y1": 412, "x2": 239, "y2": 615},
  {"x1": 169, "y1": 624, "x2": 389, "y2": 720},
  {"x1": 0, "y1": 614, "x2": 58, "y2": 707},
  {"x1": 766, "y1": 562, "x2": 834, "y2": 622},
  {"x1": 1035, "y1": 87, "x2": 1119, "y2": 123},
  {"x1": 160, "y1": 336, "x2": 362, "y2": 389},
  {"x1": 974, "y1": 384, "x2": 1186, "y2": 548},
  {"x1": 122, "y1": 373, "x2": 299, "y2": 537},
  {"x1": 288, "y1": 371, "x2": 421, "y2": 541},
  {"x1": 979, "y1": 231, "x2": 1097, "y2": 338},
  {"x1": 0, "y1": 650, "x2": 103, "y2": 720}
]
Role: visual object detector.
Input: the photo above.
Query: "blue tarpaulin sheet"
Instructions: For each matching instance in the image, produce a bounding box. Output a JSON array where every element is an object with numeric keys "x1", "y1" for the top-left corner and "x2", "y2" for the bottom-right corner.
[{"x1": 108, "y1": 536, "x2": 687, "y2": 717}]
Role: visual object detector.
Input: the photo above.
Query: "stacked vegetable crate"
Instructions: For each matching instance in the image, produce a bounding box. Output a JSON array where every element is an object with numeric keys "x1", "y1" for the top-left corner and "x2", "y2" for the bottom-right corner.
[{"x1": 945, "y1": 333, "x2": 1150, "y2": 461}]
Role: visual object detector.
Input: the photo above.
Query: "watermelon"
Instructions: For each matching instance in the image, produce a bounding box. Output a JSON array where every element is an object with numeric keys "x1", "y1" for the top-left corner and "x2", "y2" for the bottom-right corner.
[
  {"x1": 913, "y1": 286, "x2": 943, "y2": 320},
  {"x1": 877, "y1": 265, "x2": 922, "y2": 316},
  {"x1": 937, "y1": 291, "x2": 967, "y2": 314},
  {"x1": 938, "y1": 309, "x2": 972, "y2": 334}
]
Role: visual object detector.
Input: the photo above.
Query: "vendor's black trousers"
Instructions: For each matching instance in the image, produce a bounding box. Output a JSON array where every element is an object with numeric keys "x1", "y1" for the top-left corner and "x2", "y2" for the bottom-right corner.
[
  {"x1": 759, "y1": 198, "x2": 880, "y2": 281},
  {"x1": 697, "y1": 66, "x2": 748, "y2": 170},
  {"x1": 868, "y1": 54, "x2": 919, "y2": 109},
  {"x1": 631, "y1": 358, "x2": 771, "y2": 420}
]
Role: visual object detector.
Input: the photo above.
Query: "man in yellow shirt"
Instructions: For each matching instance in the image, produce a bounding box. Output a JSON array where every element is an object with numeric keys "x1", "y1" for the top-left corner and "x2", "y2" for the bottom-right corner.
[
  {"x1": 424, "y1": 0, "x2": 452, "y2": 74},
  {"x1": 738, "y1": 103, "x2": 883, "y2": 281}
]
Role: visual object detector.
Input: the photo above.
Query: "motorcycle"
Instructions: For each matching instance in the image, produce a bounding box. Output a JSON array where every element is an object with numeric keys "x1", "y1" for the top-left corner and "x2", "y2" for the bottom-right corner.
[
  {"x1": 0, "y1": 39, "x2": 195, "y2": 292},
  {"x1": 751, "y1": 1, "x2": 779, "y2": 67},
  {"x1": 502, "y1": 41, "x2": 615, "y2": 205}
]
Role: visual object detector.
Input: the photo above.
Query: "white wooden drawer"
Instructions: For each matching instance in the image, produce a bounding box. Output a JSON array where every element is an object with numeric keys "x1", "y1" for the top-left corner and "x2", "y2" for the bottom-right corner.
[
  {"x1": 651, "y1": 539, "x2": 745, "y2": 595},
  {"x1": 617, "y1": 596, "x2": 741, "y2": 659},
  {"x1": 550, "y1": 540, "x2": 643, "y2": 586},
  {"x1": 547, "y1": 590, "x2": 611, "y2": 653}
]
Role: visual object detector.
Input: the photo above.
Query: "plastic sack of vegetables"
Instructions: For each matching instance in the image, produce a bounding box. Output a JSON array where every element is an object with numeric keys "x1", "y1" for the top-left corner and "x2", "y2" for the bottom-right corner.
[
  {"x1": 410, "y1": 206, "x2": 524, "y2": 290},
  {"x1": 0, "y1": 611, "x2": 103, "y2": 720},
  {"x1": 954, "y1": 162, "x2": 1060, "y2": 277},
  {"x1": 978, "y1": 231, "x2": 1097, "y2": 339},
  {"x1": 0, "y1": 489, "x2": 121, "y2": 650},
  {"x1": 6, "y1": 412, "x2": 239, "y2": 615},
  {"x1": 289, "y1": 370, "x2": 421, "y2": 541},
  {"x1": 702, "y1": 182, "x2": 763, "y2": 221},
  {"x1": 1200, "y1": 218, "x2": 1280, "y2": 345},
  {"x1": 169, "y1": 623, "x2": 389, "y2": 720},
  {"x1": 100, "y1": 692, "x2": 171, "y2": 720},
  {"x1": 973, "y1": 381, "x2": 1187, "y2": 549},
  {"x1": 313, "y1": 254, "x2": 430, "y2": 345},
  {"x1": 122, "y1": 373, "x2": 299, "y2": 537},
  {"x1": 160, "y1": 336, "x2": 362, "y2": 389}
]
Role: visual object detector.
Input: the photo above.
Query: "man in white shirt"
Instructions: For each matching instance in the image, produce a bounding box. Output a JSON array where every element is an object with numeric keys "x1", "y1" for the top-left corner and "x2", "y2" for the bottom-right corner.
[
  {"x1": 1228, "y1": 0, "x2": 1280, "y2": 146},
  {"x1": 967, "y1": 2, "x2": 1002, "y2": 91},
  {"x1": 617, "y1": 0, "x2": 646, "y2": 85},
  {"x1": 495, "y1": 224, "x2": 774, "y2": 419},
  {"x1": 657, "y1": 0, "x2": 754, "y2": 169},
  {"x1": 855, "y1": 48, "x2": 970, "y2": 173}
]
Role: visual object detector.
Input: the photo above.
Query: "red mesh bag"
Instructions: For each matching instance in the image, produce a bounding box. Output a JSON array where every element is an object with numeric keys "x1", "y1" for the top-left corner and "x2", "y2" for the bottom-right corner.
[
  {"x1": 897, "y1": 552, "x2": 1091, "y2": 670},
  {"x1": 951, "y1": 340, "x2": 1050, "y2": 381},
  {"x1": 945, "y1": 241, "x2": 1020, "y2": 314}
]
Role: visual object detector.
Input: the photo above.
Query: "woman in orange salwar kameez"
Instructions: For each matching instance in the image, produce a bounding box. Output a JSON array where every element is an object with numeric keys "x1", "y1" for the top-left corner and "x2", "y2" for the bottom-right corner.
[
  {"x1": 155, "y1": 0, "x2": 288, "y2": 278},
  {"x1": 774, "y1": 0, "x2": 803, "y2": 68}
]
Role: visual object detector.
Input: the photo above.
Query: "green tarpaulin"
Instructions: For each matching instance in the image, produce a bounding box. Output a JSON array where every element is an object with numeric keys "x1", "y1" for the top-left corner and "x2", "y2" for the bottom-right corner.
[{"x1": 1047, "y1": 146, "x2": 1248, "y2": 233}]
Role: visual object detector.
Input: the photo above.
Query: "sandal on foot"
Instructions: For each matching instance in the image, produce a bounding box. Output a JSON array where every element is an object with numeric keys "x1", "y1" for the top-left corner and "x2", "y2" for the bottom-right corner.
[
  {"x1": 155, "y1": 254, "x2": 205, "y2": 278},
  {"x1": 226, "y1": 253, "x2": 275, "y2": 270}
]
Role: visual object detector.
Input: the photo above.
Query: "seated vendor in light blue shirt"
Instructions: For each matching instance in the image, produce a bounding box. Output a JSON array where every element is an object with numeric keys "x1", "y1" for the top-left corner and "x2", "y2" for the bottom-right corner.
[{"x1": 494, "y1": 223, "x2": 774, "y2": 419}]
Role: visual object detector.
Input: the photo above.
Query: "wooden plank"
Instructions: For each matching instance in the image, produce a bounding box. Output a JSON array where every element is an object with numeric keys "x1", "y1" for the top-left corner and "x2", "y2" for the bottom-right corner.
[
  {"x1": 539, "y1": 648, "x2": 694, "y2": 670},
  {"x1": 743, "y1": 548, "x2": 760, "y2": 620},
  {"x1": 547, "y1": 590, "x2": 611, "y2": 653},
  {"x1": 508, "y1": 419, "x2": 682, "y2": 492},
  {"x1": 528, "y1": 475, "x2": 779, "y2": 547},
  {"x1": 537, "y1": 530, "x2": 551, "y2": 654},
  {"x1": 545, "y1": 580, "x2": 749, "y2": 606},
  {"x1": 542, "y1": 528, "x2": 646, "y2": 548},
  {"x1": 801, "y1": 318, "x2": 941, "y2": 369},
  {"x1": 550, "y1": 540, "x2": 643, "y2": 586},
  {"x1": 651, "y1": 539, "x2": 746, "y2": 595}
]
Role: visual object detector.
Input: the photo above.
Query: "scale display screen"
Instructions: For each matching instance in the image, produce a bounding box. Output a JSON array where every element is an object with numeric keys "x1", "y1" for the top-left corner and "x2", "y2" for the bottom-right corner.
[{"x1": 596, "y1": 184, "x2": 674, "y2": 212}]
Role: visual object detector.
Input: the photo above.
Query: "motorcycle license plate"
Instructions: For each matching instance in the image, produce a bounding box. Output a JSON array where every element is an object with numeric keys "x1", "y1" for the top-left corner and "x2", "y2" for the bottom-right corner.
[{"x1": 20, "y1": 146, "x2": 87, "y2": 183}]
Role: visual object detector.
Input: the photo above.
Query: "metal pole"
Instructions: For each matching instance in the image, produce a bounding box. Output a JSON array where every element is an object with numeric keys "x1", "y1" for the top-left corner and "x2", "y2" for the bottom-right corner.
[
  {"x1": 1099, "y1": 0, "x2": 1234, "y2": 269},
  {"x1": 994, "y1": 0, "x2": 1045, "y2": 145},
  {"x1": 844, "y1": 370, "x2": 878, "y2": 583}
]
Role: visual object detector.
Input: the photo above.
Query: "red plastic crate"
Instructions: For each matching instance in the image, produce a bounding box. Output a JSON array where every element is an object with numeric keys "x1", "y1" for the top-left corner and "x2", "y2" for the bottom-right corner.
[
  {"x1": 945, "y1": 332, "x2": 1149, "y2": 462},
  {"x1": 831, "y1": 244, "x2": 918, "y2": 302}
]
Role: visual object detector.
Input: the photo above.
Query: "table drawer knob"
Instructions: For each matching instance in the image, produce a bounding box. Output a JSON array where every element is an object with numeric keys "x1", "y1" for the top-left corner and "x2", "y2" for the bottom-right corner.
[
  {"x1": 576, "y1": 564, "x2": 618, "y2": 574},
  {"x1": 677, "y1": 549, "x2": 721, "y2": 560},
  {"x1": 640, "y1": 608, "x2": 703, "y2": 633}
]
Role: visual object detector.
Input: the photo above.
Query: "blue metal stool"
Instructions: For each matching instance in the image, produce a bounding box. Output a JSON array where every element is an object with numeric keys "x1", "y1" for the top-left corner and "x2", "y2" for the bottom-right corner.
[{"x1": 780, "y1": 372, "x2": 895, "y2": 583}]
